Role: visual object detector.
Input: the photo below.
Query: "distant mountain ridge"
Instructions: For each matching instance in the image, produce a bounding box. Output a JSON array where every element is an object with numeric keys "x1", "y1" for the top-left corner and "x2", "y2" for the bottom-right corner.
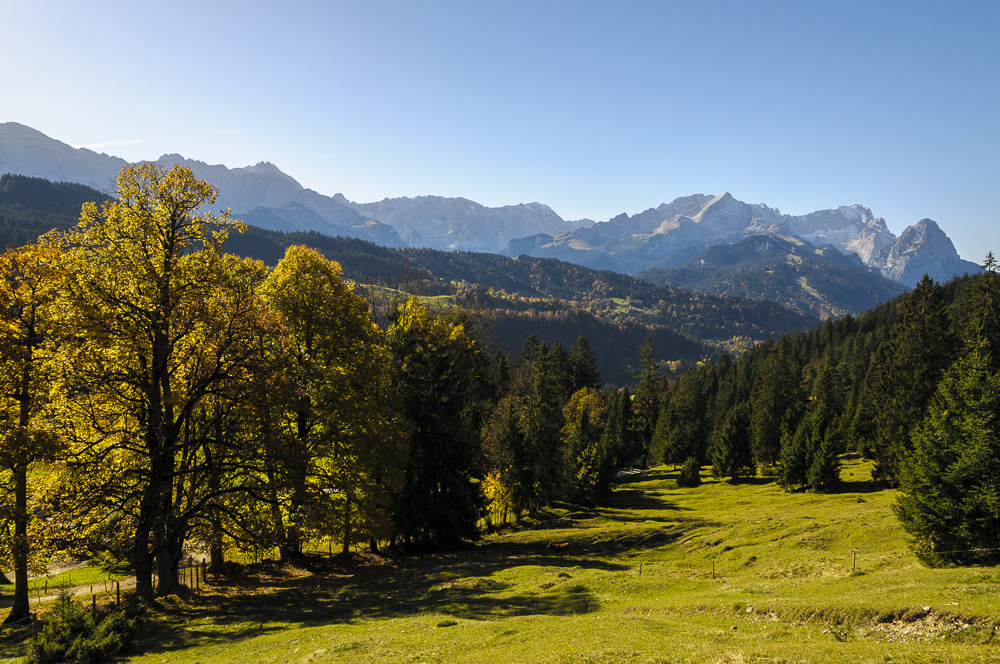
[
  {"x1": 346, "y1": 195, "x2": 577, "y2": 253},
  {"x1": 514, "y1": 192, "x2": 977, "y2": 288},
  {"x1": 0, "y1": 122, "x2": 978, "y2": 292}
]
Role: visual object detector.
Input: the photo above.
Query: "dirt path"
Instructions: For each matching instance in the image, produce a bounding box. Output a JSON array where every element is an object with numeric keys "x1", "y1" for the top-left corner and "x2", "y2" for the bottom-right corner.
[{"x1": 1, "y1": 561, "x2": 136, "y2": 611}]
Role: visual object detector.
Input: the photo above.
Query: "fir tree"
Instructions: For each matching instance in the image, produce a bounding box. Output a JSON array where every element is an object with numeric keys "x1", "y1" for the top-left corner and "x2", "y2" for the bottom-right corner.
[
  {"x1": 647, "y1": 405, "x2": 671, "y2": 467},
  {"x1": 750, "y1": 349, "x2": 796, "y2": 467}
]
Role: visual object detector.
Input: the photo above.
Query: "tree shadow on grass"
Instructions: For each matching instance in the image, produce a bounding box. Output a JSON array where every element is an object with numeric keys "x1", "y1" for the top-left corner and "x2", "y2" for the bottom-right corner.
[
  {"x1": 133, "y1": 555, "x2": 604, "y2": 657},
  {"x1": 131, "y1": 469, "x2": 712, "y2": 657},
  {"x1": 0, "y1": 623, "x2": 32, "y2": 661},
  {"x1": 831, "y1": 477, "x2": 885, "y2": 494},
  {"x1": 614, "y1": 469, "x2": 674, "y2": 485}
]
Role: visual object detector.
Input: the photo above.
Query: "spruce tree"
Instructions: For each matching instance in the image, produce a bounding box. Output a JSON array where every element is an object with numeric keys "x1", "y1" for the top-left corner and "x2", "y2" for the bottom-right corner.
[
  {"x1": 895, "y1": 342, "x2": 1000, "y2": 564},
  {"x1": 568, "y1": 334, "x2": 601, "y2": 392},
  {"x1": 807, "y1": 427, "x2": 841, "y2": 492},
  {"x1": 647, "y1": 405, "x2": 671, "y2": 467},
  {"x1": 870, "y1": 275, "x2": 956, "y2": 485},
  {"x1": 631, "y1": 334, "x2": 663, "y2": 467},
  {"x1": 712, "y1": 403, "x2": 753, "y2": 481},
  {"x1": 778, "y1": 419, "x2": 811, "y2": 490},
  {"x1": 750, "y1": 350, "x2": 796, "y2": 467}
]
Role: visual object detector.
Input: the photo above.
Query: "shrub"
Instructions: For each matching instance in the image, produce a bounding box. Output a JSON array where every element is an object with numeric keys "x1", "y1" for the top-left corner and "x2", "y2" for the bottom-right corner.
[
  {"x1": 28, "y1": 591, "x2": 136, "y2": 664},
  {"x1": 677, "y1": 457, "x2": 701, "y2": 488}
]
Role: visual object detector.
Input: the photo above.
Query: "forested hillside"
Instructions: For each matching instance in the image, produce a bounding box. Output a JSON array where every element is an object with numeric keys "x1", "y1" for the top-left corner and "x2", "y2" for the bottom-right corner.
[{"x1": 0, "y1": 174, "x2": 112, "y2": 247}]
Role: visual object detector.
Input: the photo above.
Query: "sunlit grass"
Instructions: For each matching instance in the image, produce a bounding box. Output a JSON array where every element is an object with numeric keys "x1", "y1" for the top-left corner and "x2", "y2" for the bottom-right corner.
[{"x1": 3, "y1": 456, "x2": 998, "y2": 663}]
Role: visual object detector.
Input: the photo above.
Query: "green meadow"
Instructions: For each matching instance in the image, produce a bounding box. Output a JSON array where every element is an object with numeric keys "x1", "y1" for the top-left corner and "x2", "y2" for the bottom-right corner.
[{"x1": 5, "y1": 456, "x2": 999, "y2": 663}]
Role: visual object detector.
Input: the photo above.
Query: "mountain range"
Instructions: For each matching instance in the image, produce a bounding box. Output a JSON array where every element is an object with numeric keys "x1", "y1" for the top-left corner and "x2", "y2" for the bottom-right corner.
[
  {"x1": 0, "y1": 122, "x2": 980, "y2": 315},
  {"x1": 510, "y1": 192, "x2": 978, "y2": 288}
]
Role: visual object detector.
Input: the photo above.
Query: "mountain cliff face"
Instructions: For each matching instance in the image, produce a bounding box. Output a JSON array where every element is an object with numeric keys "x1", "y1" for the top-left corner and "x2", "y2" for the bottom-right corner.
[{"x1": 873, "y1": 218, "x2": 979, "y2": 285}]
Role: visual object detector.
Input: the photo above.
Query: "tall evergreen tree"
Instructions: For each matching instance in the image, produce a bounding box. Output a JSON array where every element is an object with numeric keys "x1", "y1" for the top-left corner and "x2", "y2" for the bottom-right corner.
[
  {"x1": 869, "y1": 275, "x2": 955, "y2": 485},
  {"x1": 388, "y1": 301, "x2": 488, "y2": 546},
  {"x1": 568, "y1": 334, "x2": 601, "y2": 392},
  {"x1": 631, "y1": 334, "x2": 663, "y2": 467},
  {"x1": 750, "y1": 349, "x2": 797, "y2": 468},
  {"x1": 711, "y1": 403, "x2": 754, "y2": 481},
  {"x1": 895, "y1": 341, "x2": 1000, "y2": 564}
]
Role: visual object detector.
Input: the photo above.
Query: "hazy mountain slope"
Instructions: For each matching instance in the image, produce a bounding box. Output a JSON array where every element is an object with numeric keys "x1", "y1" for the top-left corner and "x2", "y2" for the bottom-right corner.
[
  {"x1": 346, "y1": 195, "x2": 578, "y2": 253},
  {"x1": 0, "y1": 122, "x2": 403, "y2": 245},
  {"x1": 0, "y1": 122, "x2": 125, "y2": 191}
]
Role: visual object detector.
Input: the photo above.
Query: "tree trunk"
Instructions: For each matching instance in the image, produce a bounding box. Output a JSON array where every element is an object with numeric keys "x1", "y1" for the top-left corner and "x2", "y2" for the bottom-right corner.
[
  {"x1": 2, "y1": 463, "x2": 30, "y2": 625},
  {"x1": 134, "y1": 526, "x2": 154, "y2": 603},
  {"x1": 341, "y1": 496, "x2": 351, "y2": 555}
]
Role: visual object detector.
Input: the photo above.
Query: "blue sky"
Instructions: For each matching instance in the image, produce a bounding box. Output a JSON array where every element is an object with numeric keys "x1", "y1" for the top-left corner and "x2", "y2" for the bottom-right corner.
[{"x1": 3, "y1": 0, "x2": 998, "y2": 262}]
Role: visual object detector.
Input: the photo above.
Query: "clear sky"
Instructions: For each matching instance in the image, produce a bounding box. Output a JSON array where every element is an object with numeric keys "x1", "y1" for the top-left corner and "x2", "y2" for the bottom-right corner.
[{"x1": 2, "y1": 0, "x2": 998, "y2": 262}]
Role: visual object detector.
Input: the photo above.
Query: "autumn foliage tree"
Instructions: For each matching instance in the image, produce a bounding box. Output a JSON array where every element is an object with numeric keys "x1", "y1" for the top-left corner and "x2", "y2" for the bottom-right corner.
[
  {"x1": 260, "y1": 245, "x2": 408, "y2": 557},
  {"x1": 0, "y1": 243, "x2": 63, "y2": 624},
  {"x1": 47, "y1": 162, "x2": 252, "y2": 600}
]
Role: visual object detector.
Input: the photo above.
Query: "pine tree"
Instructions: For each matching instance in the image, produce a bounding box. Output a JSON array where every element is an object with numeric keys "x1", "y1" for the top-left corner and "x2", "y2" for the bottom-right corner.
[
  {"x1": 631, "y1": 334, "x2": 663, "y2": 467},
  {"x1": 647, "y1": 405, "x2": 671, "y2": 467},
  {"x1": 807, "y1": 427, "x2": 841, "y2": 492},
  {"x1": 677, "y1": 456, "x2": 701, "y2": 488},
  {"x1": 750, "y1": 349, "x2": 796, "y2": 467},
  {"x1": 778, "y1": 419, "x2": 811, "y2": 490},
  {"x1": 665, "y1": 368, "x2": 709, "y2": 466}
]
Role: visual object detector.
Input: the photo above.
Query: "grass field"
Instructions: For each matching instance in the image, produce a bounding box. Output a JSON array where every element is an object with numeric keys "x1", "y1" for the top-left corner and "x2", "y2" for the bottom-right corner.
[{"x1": 3, "y1": 456, "x2": 998, "y2": 663}]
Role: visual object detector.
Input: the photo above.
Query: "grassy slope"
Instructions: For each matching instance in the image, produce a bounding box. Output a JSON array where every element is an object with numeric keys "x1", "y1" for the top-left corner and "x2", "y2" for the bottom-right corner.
[{"x1": 5, "y1": 458, "x2": 998, "y2": 663}]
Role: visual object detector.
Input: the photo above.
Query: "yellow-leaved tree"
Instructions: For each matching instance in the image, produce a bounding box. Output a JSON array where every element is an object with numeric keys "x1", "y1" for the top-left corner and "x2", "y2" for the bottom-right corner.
[
  {"x1": 0, "y1": 242, "x2": 64, "y2": 625},
  {"x1": 47, "y1": 162, "x2": 260, "y2": 600},
  {"x1": 259, "y1": 245, "x2": 408, "y2": 557}
]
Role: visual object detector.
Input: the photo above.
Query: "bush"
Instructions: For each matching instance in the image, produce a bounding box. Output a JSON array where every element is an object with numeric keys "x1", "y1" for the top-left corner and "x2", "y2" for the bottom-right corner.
[
  {"x1": 28, "y1": 591, "x2": 135, "y2": 664},
  {"x1": 677, "y1": 456, "x2": 701, "y2": 488}
]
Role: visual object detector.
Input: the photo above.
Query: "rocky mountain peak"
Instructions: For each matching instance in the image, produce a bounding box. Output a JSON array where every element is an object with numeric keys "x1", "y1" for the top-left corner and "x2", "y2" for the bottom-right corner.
[{"x1": 874, "y1": 218, "x2": 977, "y2": 285}]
